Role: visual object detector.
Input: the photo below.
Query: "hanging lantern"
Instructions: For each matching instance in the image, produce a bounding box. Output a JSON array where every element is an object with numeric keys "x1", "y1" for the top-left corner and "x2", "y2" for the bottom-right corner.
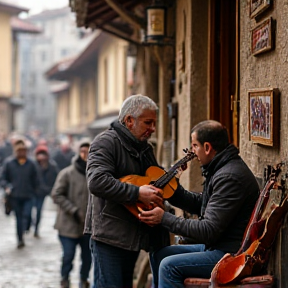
[{"x1": 145, "y1": 1, "x2": 166, "y2": 44}]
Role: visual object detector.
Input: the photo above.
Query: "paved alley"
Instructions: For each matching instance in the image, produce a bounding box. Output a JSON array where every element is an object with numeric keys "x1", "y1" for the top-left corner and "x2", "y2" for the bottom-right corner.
[{"x1": 0, "y1": 196, "x2": 92, "y2": 288}]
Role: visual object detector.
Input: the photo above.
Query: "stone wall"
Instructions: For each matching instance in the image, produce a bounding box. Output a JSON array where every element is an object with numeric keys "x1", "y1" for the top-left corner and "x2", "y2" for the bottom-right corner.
[
  {"x1": 175, "y1": 0, "x2": 209, "y2": 191},
  {"x1": 239, "y1": 2, "x2": 288, "y2": 287},
  {"x1": 239, "y1": 1, "x2": 288, "y2": 177}
]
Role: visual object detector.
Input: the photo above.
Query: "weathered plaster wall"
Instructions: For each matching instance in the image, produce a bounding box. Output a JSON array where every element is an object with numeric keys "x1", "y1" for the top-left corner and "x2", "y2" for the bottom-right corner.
[
  {"x1": 239, "y1": 2, "x2": 288, "y2": 287},
  {"x1": 175, "y1": 0, "x2": 209, "y2": 191},
  {"x1": 239, "y1": 1, "x2": 288, "y2": 177}
]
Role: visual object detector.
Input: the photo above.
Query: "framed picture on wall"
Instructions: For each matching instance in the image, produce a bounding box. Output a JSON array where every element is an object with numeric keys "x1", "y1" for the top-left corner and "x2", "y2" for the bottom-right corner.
[
  {"x1": 251, "y1": 17, "x2": 273, "y2": 56},
  {"x1": 250, "y1": 0, "x2": 271, "y2": 18},
  {"x1": 248, "y1": 88, "x2": 279, "y2": 146}
]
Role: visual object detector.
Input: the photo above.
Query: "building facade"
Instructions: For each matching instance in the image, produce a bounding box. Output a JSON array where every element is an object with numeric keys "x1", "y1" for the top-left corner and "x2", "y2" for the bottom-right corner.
[
  {"x1": 19, "y1": 6, "x2": 92, "y2": 135},
  {"x1": 69, "y1": 0, "x2": 288, "y2": 287},
  {"x1": 0, "y1": 1, "x2": 40, "y2": 135},
  {"x1": 45, "y1": 31, "x2": 130, "y2": 140}
]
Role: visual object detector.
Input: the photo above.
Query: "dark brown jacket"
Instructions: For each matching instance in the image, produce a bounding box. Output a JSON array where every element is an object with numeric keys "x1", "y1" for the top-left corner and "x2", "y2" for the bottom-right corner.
[{"x1": 52, "y1": 157, "x2": 89, "y2": 238}]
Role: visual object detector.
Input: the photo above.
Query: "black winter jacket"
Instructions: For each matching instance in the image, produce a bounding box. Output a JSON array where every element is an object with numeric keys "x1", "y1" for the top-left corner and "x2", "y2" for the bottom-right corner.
[
  {"x1": 35, "y1": 160, "x2": 59, "y2": 197},
  {"x1": 85, "y1": 121, "x2": 170, "y2": 252},
  {"x1": 162, "y1": 144, "x2": 259, "y2": 253},
  {"x1": 1, "y1": 157, "x2": 38, "y2": 199}
]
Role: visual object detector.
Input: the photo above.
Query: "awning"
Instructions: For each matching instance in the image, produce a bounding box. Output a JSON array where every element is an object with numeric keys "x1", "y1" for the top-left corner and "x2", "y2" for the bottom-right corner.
[
  {"x1": 88, "y1": 114, "x2": 118, "y2": 135},
  {"x1": 9, "y1": 97, "x2": 25, "y2": 107}
]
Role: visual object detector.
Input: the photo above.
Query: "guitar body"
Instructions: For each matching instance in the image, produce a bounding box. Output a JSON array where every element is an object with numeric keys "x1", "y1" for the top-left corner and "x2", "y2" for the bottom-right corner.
[{"x1": 120, "y1": 166, "x2": 178, "y2": 217}]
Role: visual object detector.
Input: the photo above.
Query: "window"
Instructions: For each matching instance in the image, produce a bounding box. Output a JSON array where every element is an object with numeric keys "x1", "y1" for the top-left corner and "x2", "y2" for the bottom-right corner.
[
  {"x1": 41, "y1": 51, "x2": 46, "y2": 62},
  {"x1": 61, "y1": 49, "x2": 68, "y2": 57}
]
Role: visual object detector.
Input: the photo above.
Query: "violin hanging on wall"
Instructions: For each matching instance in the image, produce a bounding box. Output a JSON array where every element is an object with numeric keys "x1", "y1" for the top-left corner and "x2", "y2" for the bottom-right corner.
[
  {"x1": 211, "y1": 162, "x2": 288, "y2": 286},
  {"x1": 120, "y1": 149, "x2": 196, "y2": 218}
]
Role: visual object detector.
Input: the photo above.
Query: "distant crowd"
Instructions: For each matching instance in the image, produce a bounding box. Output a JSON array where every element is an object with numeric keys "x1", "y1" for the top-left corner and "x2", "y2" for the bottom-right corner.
[{"x1": 0, "y1": 131, "x2": 92, "y2": 288}]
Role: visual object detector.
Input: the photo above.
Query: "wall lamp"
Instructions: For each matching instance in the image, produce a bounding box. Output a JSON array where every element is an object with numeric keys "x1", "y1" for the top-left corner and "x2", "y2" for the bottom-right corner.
[{"x1": 144, "y1": 0, "x2": 173, "y2": 46}]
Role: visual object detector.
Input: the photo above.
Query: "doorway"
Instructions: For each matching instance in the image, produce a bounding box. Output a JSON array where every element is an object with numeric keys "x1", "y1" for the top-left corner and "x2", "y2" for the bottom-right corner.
[{"x1": 209, "y1": 0, "x2": 239, "y2": 146}]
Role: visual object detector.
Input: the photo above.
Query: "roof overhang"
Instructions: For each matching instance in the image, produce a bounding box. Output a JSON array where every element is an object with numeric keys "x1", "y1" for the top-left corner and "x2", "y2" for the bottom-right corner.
[
  {"x1": 50, "y1": 82, "x2": 70, "y2": 94},
  {"x1": 11, "y1": 17, "x2": 42, "y2": 34},
  {"x1": 45, "y1": 31, "x2": 105, "y2": 80},
  {"x1": 0, "y1": 1, "x2": 29, "y2": 15},
  {"x1": 69, "y1": 0, "x2": 150, "y2": 44}
]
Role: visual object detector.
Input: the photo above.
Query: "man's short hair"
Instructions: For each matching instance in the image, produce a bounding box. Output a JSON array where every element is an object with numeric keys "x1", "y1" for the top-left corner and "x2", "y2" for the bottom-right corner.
[
  {"x1": 13, "y1": 139, "x2": 27, "y2": 152},
  {"x1": 191, "y1": 120, "x2": 229, "y2": 153},
  {"x1": 118, "y1": 94, "x2": 158, "y2": 123}
]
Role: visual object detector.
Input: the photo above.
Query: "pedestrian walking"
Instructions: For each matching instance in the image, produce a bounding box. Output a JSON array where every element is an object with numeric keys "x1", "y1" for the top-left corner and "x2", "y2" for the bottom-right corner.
[
  {"x1": 31, "y1": 145, "x2": 59, "y2": 237},
  {"x1": 52, "y1": 140, "x2": 75, "y2": 171},
  {"x1": 52, "y1": 141, "x2": 92, "y2": 288},
  {"x1": 85, "y1": 94, "x2": 170, "y2": 288},
  {"x1": 0, "y1": 139, "x2": 39, "y2": 248}
]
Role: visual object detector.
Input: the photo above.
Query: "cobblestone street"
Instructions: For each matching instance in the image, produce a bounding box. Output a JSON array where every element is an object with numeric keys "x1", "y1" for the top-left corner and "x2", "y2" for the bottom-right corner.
[{"x1": 0, "y1": 196, "x2": 92, "y2": 288}]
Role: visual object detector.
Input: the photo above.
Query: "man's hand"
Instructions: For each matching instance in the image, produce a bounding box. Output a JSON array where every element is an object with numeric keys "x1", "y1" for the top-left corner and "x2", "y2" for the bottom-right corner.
[
  {"x1": 73, "y1": 210, "x2": 85, "y2": 224},
  {"x1": 138, "y1": 185, "x2": 164, "y2": 209},
  {"x1": 138, "y1": 206, "x2": 164, "y2": 226}
]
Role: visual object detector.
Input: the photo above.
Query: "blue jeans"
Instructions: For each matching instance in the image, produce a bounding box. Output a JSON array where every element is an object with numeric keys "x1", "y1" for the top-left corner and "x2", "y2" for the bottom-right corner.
[
  {"x1": 59, "y1": 234, "x2": 92, "y2": 281},
  {"x1": 90, "y1": 239, "x2": 139, "y2": 288},
  {"x1": 10, "y1": 197, "x2": 33, "y2": 242},
  {"x1": 33, "y1": 195, "x2": 45, "y2": 233},
  {"x1": 150, "y1": 244, "x2": 226, "y2": 288},
  {"x1": 89, "y1": 238, "x2": 98, "y2": 288}
]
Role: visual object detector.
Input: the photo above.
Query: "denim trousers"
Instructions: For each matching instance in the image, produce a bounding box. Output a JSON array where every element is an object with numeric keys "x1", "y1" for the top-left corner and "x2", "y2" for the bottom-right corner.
[
  {"x1": 59, "y1": 234, "x2": 92, "y2": 281},
  {"x1": 90, "y1": 239, "x2": 139, "y2": 288},
  {"x1": 10, "y1": 197, "x2": 33, "y2": 242},
  {"x1": 149, "y1": 244, "x2": 226, "y2": 288},
  {"x1": 32, "y1": 195, "x2": 46, "y2": 233}
]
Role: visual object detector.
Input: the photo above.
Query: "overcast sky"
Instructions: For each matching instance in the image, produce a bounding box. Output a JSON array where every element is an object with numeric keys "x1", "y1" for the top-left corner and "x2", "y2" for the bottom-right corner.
[{"x1": 5, "y1": 0, "x2": 69, "y2": 15}]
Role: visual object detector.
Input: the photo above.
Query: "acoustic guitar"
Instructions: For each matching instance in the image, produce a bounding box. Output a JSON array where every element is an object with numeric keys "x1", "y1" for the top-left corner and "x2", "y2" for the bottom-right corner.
[{"x1": 120, "y1": 149, "x2": 196, "y2": 217}]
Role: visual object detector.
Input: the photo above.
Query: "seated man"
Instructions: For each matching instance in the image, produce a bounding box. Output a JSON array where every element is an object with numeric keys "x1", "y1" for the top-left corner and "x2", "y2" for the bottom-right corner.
[{"x1": 139, "y1": 120, "x2": 259, "y2": 288}]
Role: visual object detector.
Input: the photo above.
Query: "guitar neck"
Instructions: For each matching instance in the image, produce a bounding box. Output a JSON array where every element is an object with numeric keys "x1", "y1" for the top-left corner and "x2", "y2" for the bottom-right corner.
[{"x1": 153, "y1": 152, "x2": 195, "y2": 189}]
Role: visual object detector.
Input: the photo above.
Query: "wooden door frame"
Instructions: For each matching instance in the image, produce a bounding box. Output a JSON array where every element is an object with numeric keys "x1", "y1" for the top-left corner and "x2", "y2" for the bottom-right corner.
[{"x1": 208, "y1": 0, "x2": 239, "y2": 146}]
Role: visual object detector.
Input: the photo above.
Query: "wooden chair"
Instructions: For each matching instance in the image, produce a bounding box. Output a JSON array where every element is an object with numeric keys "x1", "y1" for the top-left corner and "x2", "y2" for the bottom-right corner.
[{"x1": 184, "y1": 275, "x2": 274, "y2": 288}]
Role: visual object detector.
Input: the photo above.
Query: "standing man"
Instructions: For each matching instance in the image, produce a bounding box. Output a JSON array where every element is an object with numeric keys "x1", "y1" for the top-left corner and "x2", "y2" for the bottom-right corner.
[
  {"x1": 1, "y1": 139, "x2": 38, "y2": 248},
  {"x1": 52, "y1": 141, "x2": 92, "y2": 288},
  {"x1": 51, "y1": 142, "x2": 92, "y2": 288},
  {"x1": 139, "y1": 120, "x2": 260, "y2": 288},
  {"x1": 85, "y1": 94, "x2": 170, "y2": 288}
]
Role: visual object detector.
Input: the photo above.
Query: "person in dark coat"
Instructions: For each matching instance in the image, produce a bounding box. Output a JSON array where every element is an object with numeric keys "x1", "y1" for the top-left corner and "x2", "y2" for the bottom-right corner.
[
  {"x1": 52, "y1": 141, "x2": 75, "y2": 171},
  {"x1": 85, "y1": 95, "x2": 170, "y2": 288},
  {"x1": 52, "y1": 141, "x2": 92, "y2": 288},
  {"x1": 1, "y1": 139, "x2": 39, "y2": 248},
  {"x1": 31, "y1": 145, "x2": 59, "y2": 237},
  {"x1": 139, "y1": 120, "x2": 260, "y2": 288}
]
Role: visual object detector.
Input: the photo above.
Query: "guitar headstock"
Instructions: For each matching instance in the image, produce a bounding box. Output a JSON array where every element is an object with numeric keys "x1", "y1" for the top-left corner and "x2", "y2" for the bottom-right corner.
[
  {"x1": 183, "y1": 148, "x2": 196, "y2": 161},
  {"x1": 177, "y1": 148, "x2": 196, "y2": 171}
]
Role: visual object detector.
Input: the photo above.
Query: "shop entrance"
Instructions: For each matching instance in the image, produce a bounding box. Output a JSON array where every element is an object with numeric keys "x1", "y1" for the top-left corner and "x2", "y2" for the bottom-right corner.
[{"x1": 209, "y1": 0, "x2": 239, "y2": 146}]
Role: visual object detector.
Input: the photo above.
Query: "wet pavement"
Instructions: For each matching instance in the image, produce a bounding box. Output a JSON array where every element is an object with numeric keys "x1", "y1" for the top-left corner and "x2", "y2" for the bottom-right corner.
[{"x1": 0, "y1": 195, "x2": 93, "y2": 288}]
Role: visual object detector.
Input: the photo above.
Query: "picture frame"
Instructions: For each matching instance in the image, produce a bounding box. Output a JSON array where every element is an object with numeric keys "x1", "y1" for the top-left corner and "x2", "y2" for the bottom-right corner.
[
  {"x1": 251, "y1": 17, "x2": 273, "y2": 56},
  {"x1": 250, "y1": 0, "x2": 271, "y2": 18},
  {"x1": 248, "y1": 88, "x2": 279, "y2": 147}
]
